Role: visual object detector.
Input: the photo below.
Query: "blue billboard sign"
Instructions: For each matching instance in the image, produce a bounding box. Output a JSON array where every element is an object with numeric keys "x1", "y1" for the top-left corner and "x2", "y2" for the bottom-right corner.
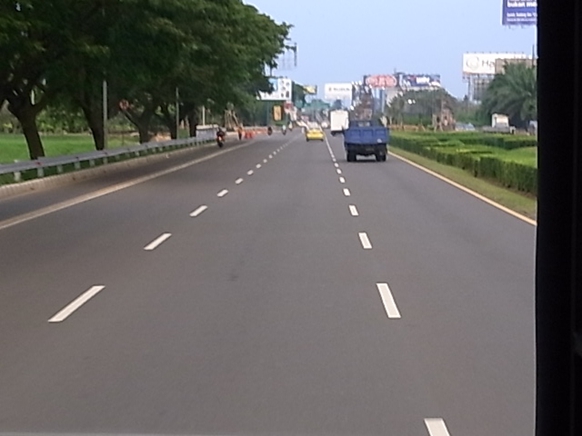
[
  {"x1": 398, "y1": 74, "x2": 442, "y2": 90},
  {"x1": 502, "y1": 0, "x2": 537, "y2": 26}
]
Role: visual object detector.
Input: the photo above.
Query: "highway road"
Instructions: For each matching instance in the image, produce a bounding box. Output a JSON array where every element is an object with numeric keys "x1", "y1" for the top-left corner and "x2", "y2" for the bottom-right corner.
[{"x1": 0, "y1": 131, "x2": 535, "y2": 436}]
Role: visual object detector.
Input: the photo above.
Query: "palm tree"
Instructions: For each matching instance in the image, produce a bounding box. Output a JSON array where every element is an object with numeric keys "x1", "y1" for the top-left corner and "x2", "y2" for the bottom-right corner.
[{"x1": 481, "y1": 63, "x2": 537, "y2": 127}]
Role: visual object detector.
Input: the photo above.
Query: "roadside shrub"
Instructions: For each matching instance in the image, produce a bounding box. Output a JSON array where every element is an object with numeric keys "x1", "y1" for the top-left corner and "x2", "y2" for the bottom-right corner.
[{"x1": 391, "y1": 132, "x2": 537, "y2": 195}]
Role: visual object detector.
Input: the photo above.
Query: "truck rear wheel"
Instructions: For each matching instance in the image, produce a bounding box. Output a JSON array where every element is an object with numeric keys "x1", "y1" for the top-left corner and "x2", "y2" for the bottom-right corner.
[
  {"x1": 347, "y1": 152, "x2": 355, "y2": 162},
  {"x1": 375, "y1": 153, "x2": 383, "y2": 162}
]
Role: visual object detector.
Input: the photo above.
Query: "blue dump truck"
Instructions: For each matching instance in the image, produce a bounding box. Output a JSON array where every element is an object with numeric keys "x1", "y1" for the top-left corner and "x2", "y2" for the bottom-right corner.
[{"x1": 343, "y1": 119, "x2": 389, "y2": 162}]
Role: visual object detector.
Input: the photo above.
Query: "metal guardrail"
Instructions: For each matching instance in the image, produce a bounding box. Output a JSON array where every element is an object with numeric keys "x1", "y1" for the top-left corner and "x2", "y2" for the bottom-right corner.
[{"x1": 0, "y1": 130, "x2": 218, "y2": 183}]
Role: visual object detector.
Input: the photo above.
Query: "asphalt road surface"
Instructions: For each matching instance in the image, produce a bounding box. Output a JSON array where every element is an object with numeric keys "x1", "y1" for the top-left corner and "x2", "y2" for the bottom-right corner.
[{"x1": 0, "y1": 131, "x2": 535, "y2": 436}]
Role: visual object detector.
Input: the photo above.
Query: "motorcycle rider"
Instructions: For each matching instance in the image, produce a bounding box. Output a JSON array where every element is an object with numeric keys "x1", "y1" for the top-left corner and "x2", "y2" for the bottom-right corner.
[{"x1": 216, "y1": 127, "x2": 226, "y2": 147}]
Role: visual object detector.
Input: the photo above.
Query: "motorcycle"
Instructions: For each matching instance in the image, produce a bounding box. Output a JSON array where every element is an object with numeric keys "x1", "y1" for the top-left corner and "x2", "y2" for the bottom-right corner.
[
  {"x1": 216, "y1": 132, "x2": 225, "y2": 148},
  {"x1": 282, "y1": 126, "x2": 287, "y2": 135},
  {"x1": 267, "y1": 127, "x2": 273, "y2": 136}
]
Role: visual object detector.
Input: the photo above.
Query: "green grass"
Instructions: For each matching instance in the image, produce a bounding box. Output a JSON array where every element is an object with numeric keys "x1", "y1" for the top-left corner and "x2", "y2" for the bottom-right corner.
[
  {"x1": 0, "y1": 133, "x2": 139, "y2": 164},
  {"x1": 390, "y1": 146, "x2": 537, "y2": 220}
]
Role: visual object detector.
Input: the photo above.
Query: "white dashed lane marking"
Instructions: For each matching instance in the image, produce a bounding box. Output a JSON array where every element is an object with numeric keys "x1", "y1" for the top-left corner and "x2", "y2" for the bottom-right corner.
[
  {"x1": 144, "y1": 233, "x2": 172, "y2": 251},
  {"x1": 358, "y1": 232, "x2": 372, "y2": 249},
  {"x1": 190, "y1": 205, "x2": 208, "y2": 217},
  {"x1": 247, "y1": 170, "x2": 254, "y2": 176},
  {"x1": 256, "y1": 164, "x2": 262, "y2": 169},
  {"x1": 339, "y1": 177, "x2": 346, "y2": 184},
  {"x1": 424, "y1": 418, "x2": 451, "y2": 436},
  {"x1": 376, "y1": 283, "x2": 401, "y2": 319},
  {"x1": 349, "y1": 205, "x2": 359, "y2": 216},
  {"x1": 343, "y1": 188, "x2": 351, "y2": 197},
  {"x1": 235, "y1": 178, "x2": 244, "y2": 185},
  {"x1": 217, "y1": 189, "x2": 229, "y2": 198},
  {"x1": 48, "y1": 285, "x2": 106, "y2": 323}
]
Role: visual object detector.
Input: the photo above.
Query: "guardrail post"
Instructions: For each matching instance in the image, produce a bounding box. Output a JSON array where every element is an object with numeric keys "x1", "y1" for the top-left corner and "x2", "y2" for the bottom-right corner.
[
  {"x1": 74, "y1": 161, "x2": 81, "y2": 170},
  {"x1": 89, "y1": 159, "x2": 95, "y2": 167},
  {"x1": 37, "y1": 167, "x2": 44, "y2": 178},
  {"x1": 103, "y1": 157, "x2": 108, "y2": 165},
  {"x1": 14, "y1": 171, "x2": 21, "y2": 183},
  {"x1": 57, "y1": 165, "x2": 63, "y2": 174}
]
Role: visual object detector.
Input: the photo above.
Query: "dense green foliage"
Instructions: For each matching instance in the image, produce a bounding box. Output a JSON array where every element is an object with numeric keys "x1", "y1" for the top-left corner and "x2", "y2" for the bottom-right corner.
[
  {"x1": 480, "y1": 63, "x2": 537, "y2": 128},
  {"x1": 387, "y1": 89, "x2": 457, "y2": 126},
  {"x1": 391, "y1": 132, "x2": 537, "y2": 195},
  {"x1": 0, "y1": 0, "x2": 290, "y2": 158}
]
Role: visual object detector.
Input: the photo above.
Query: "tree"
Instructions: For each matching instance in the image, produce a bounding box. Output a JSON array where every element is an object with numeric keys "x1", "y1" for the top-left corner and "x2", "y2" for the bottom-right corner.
[
  {"x1": 1, "y1": 0, "x2": 290, "y2": 156},
  {"x1": 0, "y1": 0, "x2": 113, "y2": 158},
  {"x1": 480, "y1": 63, "x2": 537, "y2": 127}
]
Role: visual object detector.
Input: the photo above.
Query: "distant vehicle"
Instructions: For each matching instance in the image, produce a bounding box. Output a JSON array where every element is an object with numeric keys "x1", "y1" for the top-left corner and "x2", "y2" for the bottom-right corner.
[
  {"x1": 482, "y1": 113, "x2": 516, "y2": 134},
  {"x1": 330, "y1": 110, "x2": 349, "y2": 136},
  {"x1": 320, "y1": 120, "x2": 330, "y2": 129},
  {"x1": 492, "y1": 113, "x2": 510, "y2": 128},
  {"x1": 455, "y1": 123, "x2": 476, "y2": 132},
  {"x1": 344, "y1": 119, "x2": 389, "y2": 162},
  {"x1": 305, "y1": 125, "x2": 325, "y2": 142}
]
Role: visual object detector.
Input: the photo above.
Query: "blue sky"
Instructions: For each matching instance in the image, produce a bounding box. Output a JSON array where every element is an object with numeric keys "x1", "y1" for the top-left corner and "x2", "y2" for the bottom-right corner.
[{"x1": 245, "y1": 0, "x2": 536, "y2": 98}]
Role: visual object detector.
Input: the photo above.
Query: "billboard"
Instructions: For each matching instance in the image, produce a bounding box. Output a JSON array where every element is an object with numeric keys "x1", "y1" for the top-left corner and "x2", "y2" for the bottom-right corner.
[
  {"x1": 494, "y1": 57, "x2": 536, "y2": 74},
  {"x1": 502, "y1": 0, "x2": 537, "y2": 26},
  {"x1": 399, "y1": 74, "x2": 442, "y2": 90},
  {"x1": 364, "y1": 74, "x2": 398, "y2": 89},
  {"x1": 463, "y1": 53, "x2": 528, "y2": 75},
  {"x1": 324, "y1": 83, "x2": 353, "y2": 100},
  {"x1": 258, "y1": 77, "x2": 292, "y2": 101}
]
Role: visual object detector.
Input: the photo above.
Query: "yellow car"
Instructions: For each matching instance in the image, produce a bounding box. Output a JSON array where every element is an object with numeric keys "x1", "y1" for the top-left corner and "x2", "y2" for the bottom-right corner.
[{"x1": 305, "y1": 126, "x2": 325, "y2": 142}]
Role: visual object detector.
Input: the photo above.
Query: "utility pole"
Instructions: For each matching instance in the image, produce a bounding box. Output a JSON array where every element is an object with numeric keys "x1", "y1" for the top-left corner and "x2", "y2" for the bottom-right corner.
[
  {"x1": 175, "y1": 87, "x2": 180, "y2": 139},
  {"x1": 103, "y1": 79, "x2": 108, "y2": 149}
]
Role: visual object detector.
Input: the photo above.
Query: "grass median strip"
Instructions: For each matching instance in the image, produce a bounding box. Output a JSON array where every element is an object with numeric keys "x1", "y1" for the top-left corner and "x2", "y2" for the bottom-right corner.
[{"x1": 390, "y1": 146, "x2": 537, "y2": 220}]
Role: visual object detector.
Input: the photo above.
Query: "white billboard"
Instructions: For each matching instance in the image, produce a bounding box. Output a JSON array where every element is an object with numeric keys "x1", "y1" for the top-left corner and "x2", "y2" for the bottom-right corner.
[
  {"x1": 463, "y1": 53, "x2": 528, "y2": 75},
  {"x1": 258, "y1": 77, "x2": 292, "y2": 101},
  {"x1": 324, "y1": 83, "x2": 353, "y2": 100}
]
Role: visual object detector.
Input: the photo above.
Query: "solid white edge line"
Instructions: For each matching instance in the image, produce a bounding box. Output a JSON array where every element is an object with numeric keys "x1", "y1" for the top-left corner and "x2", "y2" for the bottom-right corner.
[
  {"x1": 376, "y1": 283, "x2": 401, "y2": 319},
  {"x1": 349, "y1": 205, "x2": 359, "y2": 216},
  {"x1": 48, "y1": 285, "x2": 106, "y2": 323},
  {"x1": 0, "y1": 136, "x2": 267, "y2": 232},
  {"x1": 390, "y1": 152, "x2": 537, "y2": 226},
  {"x1": 190, "y1": 205, "x2": 208, "y2": 217},
  {"x1": 0, "y1": 134, "x2": 304, "y2": 233},
  {"x1": 424, "y1": 418, "x2": 451, "y2": 436},
  {"x1": 235, "y1": 178, "x2": 244, "y2": 185},
  {"x1": 144, "y1": 233, "x2": 172, "y2": 251},
  {"x1": 339, "y1": 177, "x2": 346, "y2": 184},
  {"x1": 247, "y1": 170, "x2": 254, "y2": 176},
  {"x1": 343, "y1": 188, "x2": 351, "y2": 197},
  {"x1": 358, "y1": 232, "x2": 372, "y2": 249},
  {"x1": 217, "y1": 189, "x2": 229, "y2": 198}
]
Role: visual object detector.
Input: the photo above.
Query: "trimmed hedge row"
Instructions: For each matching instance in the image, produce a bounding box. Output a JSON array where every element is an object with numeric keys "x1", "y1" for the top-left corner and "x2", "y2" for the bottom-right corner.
[
  {"x1": 413, "y1": 131, "x2": 537, "y2": 150},
  {"x1": 391, "y1": 134, "x2": 537, "y2": 195}
]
